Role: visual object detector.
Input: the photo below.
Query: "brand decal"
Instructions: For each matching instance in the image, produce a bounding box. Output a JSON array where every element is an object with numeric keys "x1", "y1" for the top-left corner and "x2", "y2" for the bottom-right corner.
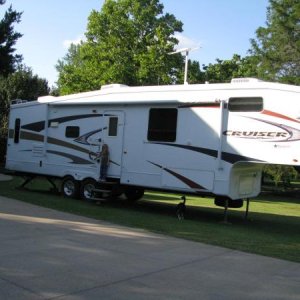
[
  {"x1": 224, "y1": 130, "x2": 289, "y2": 139},
  {"x1": 224, "y1": 117, "x2": 300, "y2": 142}
]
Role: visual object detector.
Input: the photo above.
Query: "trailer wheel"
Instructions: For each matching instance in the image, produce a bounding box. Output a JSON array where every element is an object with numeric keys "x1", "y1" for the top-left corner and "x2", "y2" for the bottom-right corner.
[
  {"x1": 80, "y1": 179, "x2": 97, "y2": 201},
  {"x1": 124, "y1": 186, "x2": 144, "y2": 202},
  {"x1": 61, "y1": 176, "x2": 79, "y2": 198}
]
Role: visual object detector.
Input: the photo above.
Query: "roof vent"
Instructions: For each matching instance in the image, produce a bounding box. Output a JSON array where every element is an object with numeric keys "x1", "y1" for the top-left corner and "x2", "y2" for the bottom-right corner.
[
  {"x1": 101, "y1": 84, "x2": 129, "y2": 90},
  {"x1": 231, "y1": 78, "x2": 262, "y2": 84},
  {"x1": 38, "y1": 95, "x2": 56, "y2": 103}
]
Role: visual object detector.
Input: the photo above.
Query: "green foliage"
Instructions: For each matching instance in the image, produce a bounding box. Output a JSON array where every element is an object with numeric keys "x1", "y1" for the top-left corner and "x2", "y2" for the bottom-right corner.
[
  {"x1": 0, "y1": 66, "x2": 49, "y2": 136},
  {"x1": 0, "y1": 3, "x2": 50, "y2": 143},
  {"x1": 250, "y1": 0, "x2": 300, "y2": 85},
  {"x1": 176, "y1": 59, "x2": 205, "y2": 84},
  {"x1": 0, "y1": 2, "x2": 23, "y2": 76},
  {"x1": 202, "y1": 54, "x2": 259, "y2": 83},
  {"x1": 57, "y1": 0, "x2": 184, "y2": 94},
  {"x1": 263, "y1": 165, "x2": 298, "y2": 188}
]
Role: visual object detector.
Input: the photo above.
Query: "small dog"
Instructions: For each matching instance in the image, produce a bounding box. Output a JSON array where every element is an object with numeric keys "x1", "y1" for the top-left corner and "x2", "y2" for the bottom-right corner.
[{"x1": 176, "y1": 196, "x2": 186, "y2": 220}]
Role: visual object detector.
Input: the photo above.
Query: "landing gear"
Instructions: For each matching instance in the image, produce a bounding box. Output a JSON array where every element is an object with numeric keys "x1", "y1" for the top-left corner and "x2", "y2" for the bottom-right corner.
[
  {"x1": 223, "y1": 197, "x2": 229, "y2": 224},
  {"x1": 245, "y1": 198, "x2": 250, "y2": 220},
  {"x1": 19, "y1": 175, "x2": 59, "y2": 193},
  {"x1": 214, "y1": 196, "x2": 251, "y2": 223}
]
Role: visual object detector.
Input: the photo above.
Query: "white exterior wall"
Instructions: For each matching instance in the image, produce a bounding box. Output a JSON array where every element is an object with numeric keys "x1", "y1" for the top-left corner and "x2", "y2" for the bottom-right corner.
[{"x1": 5, "y1": 80, "x2": 300, "y2": 199}]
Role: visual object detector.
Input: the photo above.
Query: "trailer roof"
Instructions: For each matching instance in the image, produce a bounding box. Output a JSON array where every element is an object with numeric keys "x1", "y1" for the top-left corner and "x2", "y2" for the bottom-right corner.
[{"x1": 25, "y1": 78, "x2": 300, "y2": 107}]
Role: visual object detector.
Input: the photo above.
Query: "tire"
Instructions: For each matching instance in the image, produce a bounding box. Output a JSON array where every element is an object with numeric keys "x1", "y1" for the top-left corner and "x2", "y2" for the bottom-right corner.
[
  {"x1": 80, "y1": 178, "x2": 97, "y2": 201},
  {"x1": 124, "y1": 186, "x2": 144, "y2": 202},
  {"x1": 61, "y1": 176, "x2": 79, "y2": 198}
]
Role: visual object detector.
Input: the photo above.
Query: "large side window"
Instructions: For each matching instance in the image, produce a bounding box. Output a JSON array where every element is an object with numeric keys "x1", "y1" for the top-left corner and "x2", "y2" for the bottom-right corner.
[
  {"x1": 65, "y1": 126, "x2": 80, "y2": 138},
  {"x1": 147, "y1": 108, "x2": 178, "y2": 142},
  {"x1": 228, "y1": 97, "x2": 263, "y2": 112},
  {"x1": 14, "y1": 118, "x2": 21, "y2": 143}
]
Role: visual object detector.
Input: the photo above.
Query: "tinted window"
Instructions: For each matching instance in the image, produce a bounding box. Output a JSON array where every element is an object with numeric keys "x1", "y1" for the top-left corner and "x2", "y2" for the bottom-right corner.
[
  {"x1": 148, "y1": 108, "x2": 177, "y2": 142},
  {"x1": 228, "y1": 97, "x2": 263, "y2": 112},
  {"x1": 65, "y1": 126, "x2": 80, "y2": 138},
  {"x1": 108, "y1": 117, "x2": 118, "y2": 136},
  {"x1": 14, "y1": 118, "x2": 21, "y2": 143}
]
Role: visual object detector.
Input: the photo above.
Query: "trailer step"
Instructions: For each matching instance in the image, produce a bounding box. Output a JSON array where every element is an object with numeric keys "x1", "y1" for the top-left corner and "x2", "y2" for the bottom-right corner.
[
  {"x1": 93, "y1": 188, "x2": 112, "y2": 193},
  {"x1": 97, "y1": 180, "x2": 118, "y2": 185},
  {"x1": 89, "y1": 197, "x2": 107, "y2": 202}
]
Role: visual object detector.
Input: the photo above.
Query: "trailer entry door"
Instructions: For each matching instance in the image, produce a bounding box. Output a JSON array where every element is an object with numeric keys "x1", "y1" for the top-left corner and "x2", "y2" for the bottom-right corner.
[{"x1": 104, "y1": 111, "x2": 125, "y2": 178}]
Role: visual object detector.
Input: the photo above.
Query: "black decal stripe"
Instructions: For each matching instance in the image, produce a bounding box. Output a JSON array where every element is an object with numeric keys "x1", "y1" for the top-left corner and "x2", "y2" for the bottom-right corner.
[
  {"x1": 20, "y1": 130, "x2": 91, "y2": 154},
  {"x1": 47, "y1": 114, "x2": 103, "y2": 127},
  {"x1": 149, "y1": 142, "x2": 264, "y2": 164},
  {"x1": 20, "y1": 131, "x2": 44, "y2": 142},
  {"x1": 148, "y1": 161, "x2": 207, "y2": 190},
  {"x1": 164, "y1": 168, "x2": 206, "y2": 190},
  {"x1": 179, "y1": 102, "x2": 220, "y2": 108},
  {"x1": 47, "y1": 150, "x2": 92, "y2": 164},
  {"x1": 47, "y1": 136, "x2": 90, "y2": 154},
  {"x1": 18, "y1": 130, "x2": 123, "y2": 166},
  {"x1": 74, "y1": 127, "x2": 107, "y2": 145},
  {"x1": 221, "y1": 152, "x2": 264, "y2": 164},
  {"x1": 150, "y1": 142, "x2": 218, "y2": 158},
  {"x1": 21, "y1": 121, "x2": 45, "y2": 132},
  {"x1": 110, "y1": 160, "x2": 120, "y2": 167},
  {"x1": 21, "y1": 113, "x2": 109, "y2": 132}
]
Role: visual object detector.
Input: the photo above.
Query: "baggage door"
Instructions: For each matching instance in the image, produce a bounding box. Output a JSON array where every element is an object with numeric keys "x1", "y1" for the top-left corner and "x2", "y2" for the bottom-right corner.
[{"x1": 103, "y1": 111, "x2": 125, "y2": 178}]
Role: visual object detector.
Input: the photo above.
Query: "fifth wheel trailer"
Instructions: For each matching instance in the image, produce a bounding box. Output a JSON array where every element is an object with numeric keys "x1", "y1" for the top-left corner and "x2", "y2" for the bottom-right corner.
[{"x1": 5, "y1": 78, "x2": 300, "y2": 206}]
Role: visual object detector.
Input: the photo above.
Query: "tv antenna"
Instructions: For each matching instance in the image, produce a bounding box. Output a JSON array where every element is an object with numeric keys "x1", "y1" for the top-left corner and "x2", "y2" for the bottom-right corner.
[{"x1": 169, "y1": 47, "x2": 199, "y2": 85}]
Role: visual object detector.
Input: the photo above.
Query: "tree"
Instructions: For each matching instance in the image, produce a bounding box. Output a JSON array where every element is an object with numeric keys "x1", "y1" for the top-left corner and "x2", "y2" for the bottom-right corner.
[
  {"x1": 202, "y1": 54, "x2": 258, "y2": 83},
  {"x1": 57, "y1": 0, "x2": 184, "y2": 94},
  {"x1": 0, "y1": 2, "x2": 50, "y2": 164},
  {"x1": 0, "y1": 1, "x2": 23, "y2": 76},
  {"x1": 250, "y1": 0, "x2": 300, "y2": 85},
  {"x1": 175, "y1": 59, "x2": 205, "y2": 84},
  {"x1": 0, "y1": 66, "x2": 49, "y2": 136},
  {"x1": 263, "y1": 165, "x2": 298, "y2": 189}
]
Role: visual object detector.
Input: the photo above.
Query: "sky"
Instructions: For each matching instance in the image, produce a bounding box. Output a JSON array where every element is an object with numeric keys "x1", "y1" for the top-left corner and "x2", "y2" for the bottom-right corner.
[{"x1": 1, "y1": 0, "x2": 269, "y2": 87}]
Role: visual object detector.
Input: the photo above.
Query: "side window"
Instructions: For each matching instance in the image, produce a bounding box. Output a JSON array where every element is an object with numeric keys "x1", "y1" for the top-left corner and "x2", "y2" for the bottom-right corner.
[
  {"x1": 65, "y1": 126, "x2": 80, "y2": 138},
  {"x1": 108, "y1": 117, "x2": 118, "y2": 136},
  {"x1": 147, "y1": 108, "x2": 178, "y2": 142},
  {"x1": 14, "y1": 118, "x2": 21, "y2": 143},
  {"x1": 228, "y1": 97, "x2": 263, "y2": 112}
]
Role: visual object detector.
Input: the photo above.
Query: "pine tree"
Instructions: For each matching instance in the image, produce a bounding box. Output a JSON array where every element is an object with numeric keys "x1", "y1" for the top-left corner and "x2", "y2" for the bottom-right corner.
[{"x1": 0, "y1": 1, "x2": 23, "y2": 76}]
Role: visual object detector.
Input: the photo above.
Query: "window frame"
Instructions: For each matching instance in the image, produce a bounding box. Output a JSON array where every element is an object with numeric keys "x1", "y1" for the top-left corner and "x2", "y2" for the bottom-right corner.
[
  {"x1": 108, "y1": 116, "x2": 118, "y2": 137},
  {"x1": 147, "y1": 108, "x2": 178, "y2": 142},
  {"x1": 65, "y1": 126, "x2": 80, "y2": 138},
  {"x1": 228, "y1": 97, "x2": 263, "y2": 112},
  {"x1": 14, "y1": 118, "x2": 21, "y2": 143}
]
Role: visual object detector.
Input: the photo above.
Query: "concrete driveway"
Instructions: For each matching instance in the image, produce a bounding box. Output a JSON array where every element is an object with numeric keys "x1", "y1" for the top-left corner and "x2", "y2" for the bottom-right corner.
[{"x1": 0, "y1": 195, "x2": 299, "y2": 300}]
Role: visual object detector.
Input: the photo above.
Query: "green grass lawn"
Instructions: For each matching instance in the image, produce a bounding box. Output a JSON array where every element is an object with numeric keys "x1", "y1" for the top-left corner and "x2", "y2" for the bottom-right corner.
[{"x1": 0, "y1": 176, "x2": 299, "y2": 263}]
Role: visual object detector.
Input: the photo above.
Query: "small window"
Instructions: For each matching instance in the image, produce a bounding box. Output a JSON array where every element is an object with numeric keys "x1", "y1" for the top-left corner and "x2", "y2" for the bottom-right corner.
[
  {"x1": 148, "y1": 108, "x2": 178, "y2": 142},
  {"x1": 108, "y1": 117, "x2": 118, "y2": 136},
  {"x1": 14, "y1": 118, "x2": 21, "y2": 143},
  {"x1": 228, "y1": 97, "x2": 263, "y2": 112},
  {"x1": 65, "y1": 126, "x2": 80, "y2": 138}
]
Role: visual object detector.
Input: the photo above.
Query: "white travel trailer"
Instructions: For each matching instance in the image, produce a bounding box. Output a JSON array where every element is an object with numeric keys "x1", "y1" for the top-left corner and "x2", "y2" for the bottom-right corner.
[{"x1": 5, "y1": 78, "x2": 300, "y2": 209}]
